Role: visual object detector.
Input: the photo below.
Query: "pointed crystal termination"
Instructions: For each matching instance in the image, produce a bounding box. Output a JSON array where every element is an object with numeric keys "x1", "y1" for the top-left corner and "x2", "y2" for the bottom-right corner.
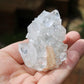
[{"x1": 19, "y1": 10, "x2": 68, "y2": 71}]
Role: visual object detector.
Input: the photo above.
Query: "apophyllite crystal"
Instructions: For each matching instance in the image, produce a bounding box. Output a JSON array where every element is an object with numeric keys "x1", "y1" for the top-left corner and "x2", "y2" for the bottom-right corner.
[{"x1": 19, "y1": 10, "x2": 68, "y2": 71}]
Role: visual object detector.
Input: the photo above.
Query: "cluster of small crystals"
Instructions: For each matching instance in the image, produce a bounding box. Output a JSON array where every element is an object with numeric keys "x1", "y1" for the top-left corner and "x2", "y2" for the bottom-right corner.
[{"x1": 19, "y1": 10, "x2": 68, "y2": 71}]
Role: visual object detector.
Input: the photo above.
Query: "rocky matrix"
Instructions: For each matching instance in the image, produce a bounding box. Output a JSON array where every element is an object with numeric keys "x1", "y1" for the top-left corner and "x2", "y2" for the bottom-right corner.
[{"x1": 19, "y1": 10, "x2": 68, "y2": 71}]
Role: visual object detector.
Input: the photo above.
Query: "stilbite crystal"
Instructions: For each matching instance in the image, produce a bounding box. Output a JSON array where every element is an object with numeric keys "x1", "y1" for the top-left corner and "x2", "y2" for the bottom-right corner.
[{"x1": 19, "y1": 10, "x2": 68, "y2": 71}]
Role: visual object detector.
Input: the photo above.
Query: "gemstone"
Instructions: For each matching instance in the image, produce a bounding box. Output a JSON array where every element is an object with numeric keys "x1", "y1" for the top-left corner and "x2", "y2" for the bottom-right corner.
[{"x1": 19, "y1": 10, "x2": 68, "y2": 71}]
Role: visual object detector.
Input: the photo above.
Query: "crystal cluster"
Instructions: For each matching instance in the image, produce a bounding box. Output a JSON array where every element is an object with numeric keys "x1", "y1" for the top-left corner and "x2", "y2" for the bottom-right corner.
[{"x1": 19, "y1": 10, "x2": 68, "y2": 71}]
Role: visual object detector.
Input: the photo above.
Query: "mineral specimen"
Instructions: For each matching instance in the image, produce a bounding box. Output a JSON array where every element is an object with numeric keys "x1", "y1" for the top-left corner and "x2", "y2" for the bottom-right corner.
[{"x1": 19, "y1": 10, "x2": 68, "y2": 71}]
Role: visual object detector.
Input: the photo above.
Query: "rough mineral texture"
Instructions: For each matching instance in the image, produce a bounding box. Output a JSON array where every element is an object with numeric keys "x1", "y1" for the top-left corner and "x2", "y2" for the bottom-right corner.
[{"x1": 19, "y1": 10, "x2": 68, "y2": 71}]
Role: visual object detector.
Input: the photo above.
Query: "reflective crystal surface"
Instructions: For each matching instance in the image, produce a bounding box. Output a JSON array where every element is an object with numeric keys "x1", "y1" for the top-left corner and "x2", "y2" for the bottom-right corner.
[{"x1": 19, "y1": 10, "x2": 68, "y2": 71}]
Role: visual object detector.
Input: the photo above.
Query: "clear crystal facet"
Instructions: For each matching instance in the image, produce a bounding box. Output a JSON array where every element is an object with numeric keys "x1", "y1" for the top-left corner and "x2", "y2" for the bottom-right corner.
[{"x1": 19, "y1": 10, "x2": 68, "y2": 71}]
